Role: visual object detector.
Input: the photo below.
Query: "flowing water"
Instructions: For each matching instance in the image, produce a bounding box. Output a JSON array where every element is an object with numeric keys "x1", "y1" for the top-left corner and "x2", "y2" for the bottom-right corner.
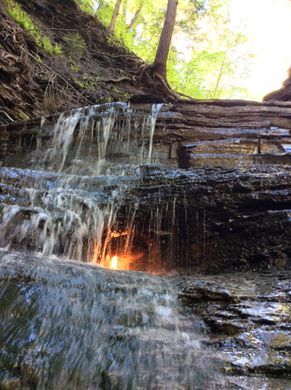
[
  {"x1": 0, "y1": 103, "x2": 164, "y2": 267},
  {"x1": 0, "y1": 250, "x2": 222, "y2": 389},
  {"x1": 0, "y1": 103, "x2": 223, "y2": 388}
]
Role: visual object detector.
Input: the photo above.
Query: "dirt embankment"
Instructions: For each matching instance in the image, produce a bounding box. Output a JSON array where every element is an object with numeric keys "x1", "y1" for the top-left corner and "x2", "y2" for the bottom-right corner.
[{"x1": 0, "y1": 0, "x2": 157, "y2": 124}]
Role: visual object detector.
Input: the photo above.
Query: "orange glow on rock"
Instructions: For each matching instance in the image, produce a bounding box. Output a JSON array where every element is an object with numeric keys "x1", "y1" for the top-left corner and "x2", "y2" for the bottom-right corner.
[
  {"x1": 92, "y1": 231, "x2": 144, "y2": 271},
  {"x1": 97, "y1": 254, "x2": 130, "y2": 270},
  {"x1": 96, "y1": 252, "x2": 144, "y2": 271},
  {"x1": 110, "y1": 231, "x2": 128, "y2": 238}
]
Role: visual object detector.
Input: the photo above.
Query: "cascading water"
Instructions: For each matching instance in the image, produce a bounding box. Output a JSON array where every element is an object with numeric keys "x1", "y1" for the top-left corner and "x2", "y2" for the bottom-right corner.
[
  {"x1": 0, "y1": 251, "x2": 223, "y2": 389},
  {"x1": 0, "y1": 103, "x2": 164, "y2": 267},
  {"x1": 0, "y1": 102, "x2": 223, "y2": 388}
]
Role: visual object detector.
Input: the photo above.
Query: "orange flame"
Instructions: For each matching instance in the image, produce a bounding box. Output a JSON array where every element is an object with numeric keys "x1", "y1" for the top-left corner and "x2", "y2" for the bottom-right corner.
[
  {"x1": 100, "y1": 254, "x2": 131, "y2": 270},
  {"x1": 94, "y1": 251, "x2": 143, "y2": 271},
  {"x1": 110, "y1": 255, "x2": 118, "y2": 269},
  {"x1": 92, "y1": 230, "x2": 144, "y2": 271}
]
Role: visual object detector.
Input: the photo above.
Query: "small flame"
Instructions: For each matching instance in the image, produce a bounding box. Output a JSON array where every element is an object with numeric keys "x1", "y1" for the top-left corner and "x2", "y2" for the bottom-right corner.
[
  {"x1": 95, "y1": 252, "x2": 143, "y2": 271},
  {"x1": 110, "y1": 255, "x2": 118, "y2": 269},
  {"x1": 91, "y1": 231, "x2": 144, "y2": 271},
  {"x1": 105, "y1": 254, "x2": 129, "y2": 270}
]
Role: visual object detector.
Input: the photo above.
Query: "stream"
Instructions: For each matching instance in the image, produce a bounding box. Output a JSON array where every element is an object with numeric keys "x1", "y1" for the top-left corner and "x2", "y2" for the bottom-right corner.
[
  {"x1": 0, "y1": 103, "x2": 290, "y2": 389},
  {"x1": 0, "y1": 250, "x2": 221, "y2": 389}
]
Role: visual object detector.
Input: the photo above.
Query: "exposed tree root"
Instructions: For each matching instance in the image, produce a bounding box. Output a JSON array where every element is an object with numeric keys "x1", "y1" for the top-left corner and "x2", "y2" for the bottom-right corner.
[
  {"x1": 0, "y1": 107, "x2": 15, "y2": 122},
  {"x1": 101, "y1": 76, "x2": 133, "y2": 83},
  {"x1": 138, "y1": 64, "x2": 194, "y2": 103}
]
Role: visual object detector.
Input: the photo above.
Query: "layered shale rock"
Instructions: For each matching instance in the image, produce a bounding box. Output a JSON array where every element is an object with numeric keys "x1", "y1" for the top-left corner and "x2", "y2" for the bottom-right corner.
[{"x1": 0, "y1": 101, "x2": 290, "y2": 273}]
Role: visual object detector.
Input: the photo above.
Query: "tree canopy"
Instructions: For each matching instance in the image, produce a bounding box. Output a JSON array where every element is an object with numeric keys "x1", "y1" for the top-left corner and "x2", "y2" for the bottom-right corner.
[{"x1": 76, "y1": 0, "x2": 253, "y2": 99}]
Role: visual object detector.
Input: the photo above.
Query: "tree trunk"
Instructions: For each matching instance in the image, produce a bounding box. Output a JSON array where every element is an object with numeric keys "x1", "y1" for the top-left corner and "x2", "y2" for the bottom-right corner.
[
  {"x1": 213, "y1": 55, "x2": 226, "y2": 98},
  {"x1": 152, "y1": 0, "x2": 178, "y2": 78},
  {"x1": 127, "y1": 7, "x2": 142, "y2": 30},
  {"x1": 109, "y1": 0, "x2": 123, "y2": 34}
]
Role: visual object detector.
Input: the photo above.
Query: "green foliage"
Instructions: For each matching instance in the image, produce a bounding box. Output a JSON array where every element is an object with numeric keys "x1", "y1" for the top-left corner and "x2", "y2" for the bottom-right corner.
[
  {"x1": 6, "y1": 0, "x2": 62, "y2": 55},
  {"x1": 64, "y1": 33, "x2": 87, "y2": 62},
  {"x1": 166, "y1": 0, "x2": 253, "y2": 98},
  {"x1": 75, "y1": 74, "x2": 99, "y2": 90},
  {"x1": 42, "y1": 36, "x2": 62, "y2": 55},
  {"x1": 77, "y1": 0, "x2": 96, "y2": 15},
  {"x1": 96, "y1": 1, "x2": 115, "y2": 26},
  {"x1": 75, "y1": 0, "x2": 254, "y2": 99}
]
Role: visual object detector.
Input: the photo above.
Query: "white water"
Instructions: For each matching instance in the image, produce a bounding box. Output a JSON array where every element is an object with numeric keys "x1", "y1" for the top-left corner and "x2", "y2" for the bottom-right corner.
[
  {"x1": 0, "y1": 102, "x2": 224, "y2": 389},
  {"x1": 0, "y1": 103, "x2": 163, "y2": 266},
  {"x1": 0, "y1": 250, "x2": 222, "y2": 389}
]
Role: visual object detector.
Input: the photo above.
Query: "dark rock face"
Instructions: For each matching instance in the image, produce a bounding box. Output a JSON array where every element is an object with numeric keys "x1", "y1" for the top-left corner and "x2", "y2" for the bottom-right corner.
[
  {"x1": 123, "y1": 166, "x2": 291, "y2": 273},
  {"x1": 0, "y1": 165, "x2": 290, "y2": 273}
]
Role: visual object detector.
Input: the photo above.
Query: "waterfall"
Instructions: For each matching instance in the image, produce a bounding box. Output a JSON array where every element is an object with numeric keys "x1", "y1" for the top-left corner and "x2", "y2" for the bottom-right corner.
[
  {"x1": 0, "y1": 102, "x2": 224, "y2": 389},
  {"x1": 0, "y1": 103, "x2": 164, "y2": 268},
  {"x1": 0, "y1": 250, "x2": 221, "y2": 389}
]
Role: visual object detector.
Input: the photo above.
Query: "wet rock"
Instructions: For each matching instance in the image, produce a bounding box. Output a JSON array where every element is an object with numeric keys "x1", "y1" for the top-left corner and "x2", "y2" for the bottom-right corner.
[
  {"x1": 180, "y1": 271, "x2": 291, "y2": 381},
  {"x1": 1, "y1": 165, "x2": 290, "y2": 273},
  {"x1": 226, "y1": 375, "x2": 291, "y2": 390},
  {"x1": 1, "y1": 101, "x2": 291, "y2": 273},
  {"x1": 237, "y1": 329, "x2": 291, "y2": 351},
  {"x1": 0, "y1": 370, "x2": 21, "y2": 390},
  {"x1": 204, "y1": 318, "x2": 245, "y2": 335},
  {"x1": 180, "y1": 286, "x2": 239, "y2": 303},
  {"x1": 248, "y1": 363, "x2": 291, "y2": 377},
  {"x1": 129, "y1": 94, "x2": 168, "y2": 104}
]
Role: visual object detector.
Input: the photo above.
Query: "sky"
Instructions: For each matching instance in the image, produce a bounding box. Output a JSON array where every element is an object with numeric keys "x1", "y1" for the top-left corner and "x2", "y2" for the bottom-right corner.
[{"x1": 229, "y1": 0, "x2": 291, "y2": 100}]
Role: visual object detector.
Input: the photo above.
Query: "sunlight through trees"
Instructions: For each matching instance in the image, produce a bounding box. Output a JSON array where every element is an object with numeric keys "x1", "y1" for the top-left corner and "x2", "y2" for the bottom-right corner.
[{"x1": 76, "y1": 0, "x2": 291, "y2": 100}]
